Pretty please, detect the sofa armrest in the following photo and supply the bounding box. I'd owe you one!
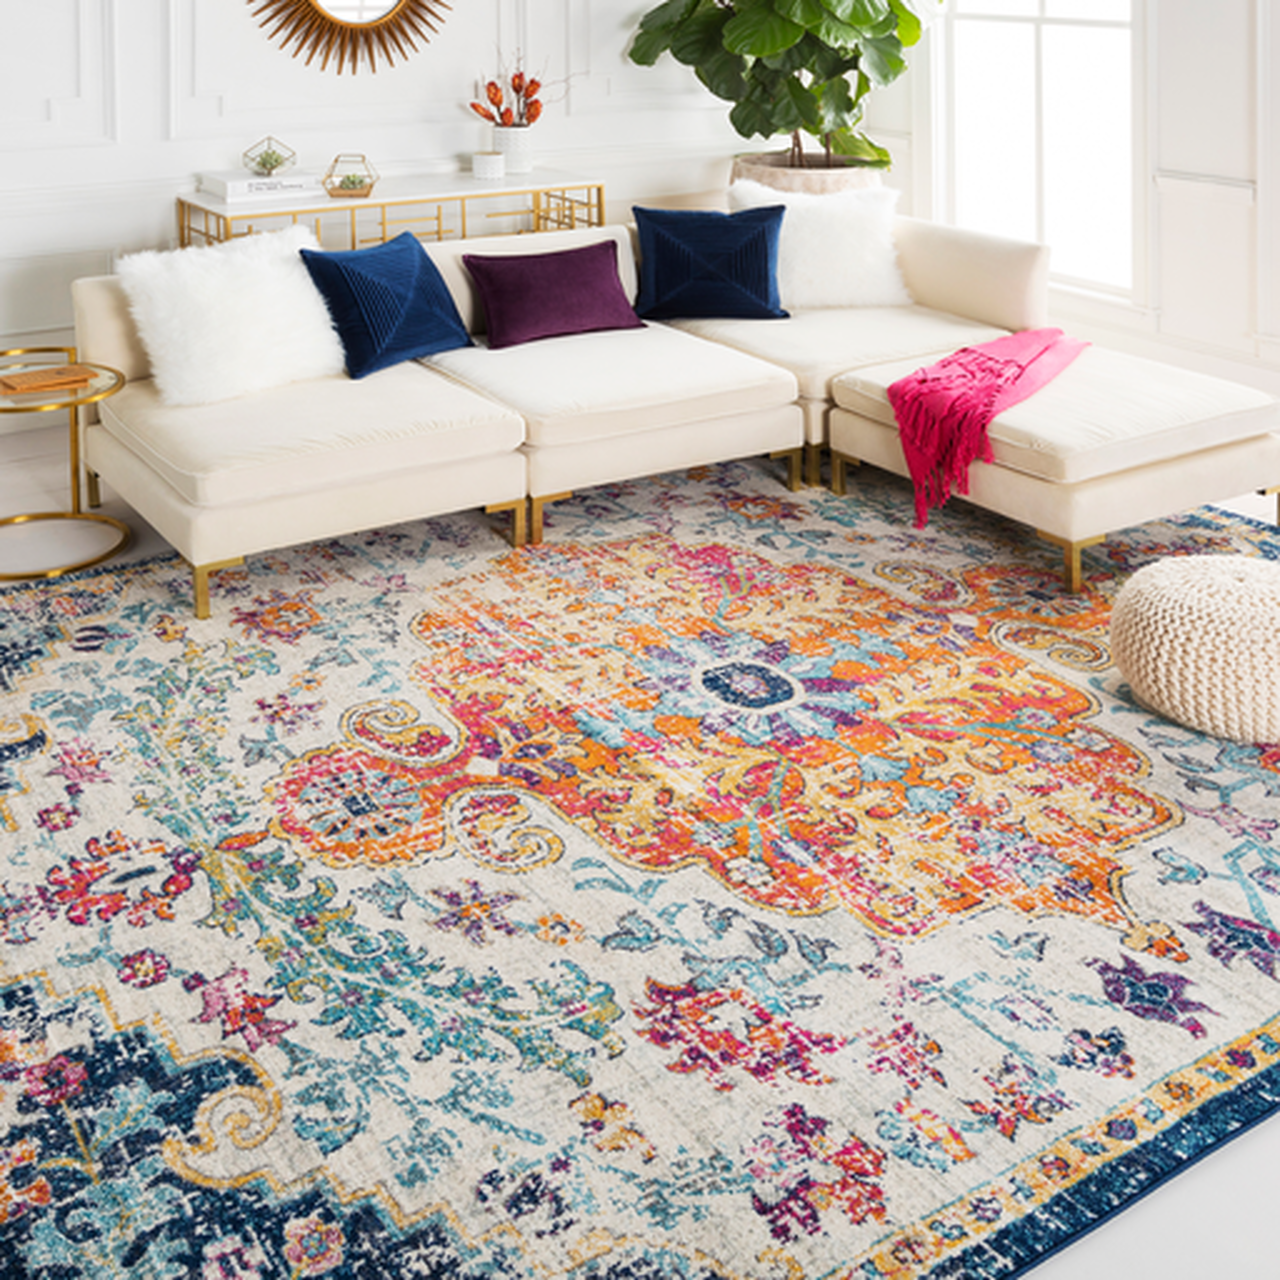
[893,216,1050,332]
[73,275,152,381]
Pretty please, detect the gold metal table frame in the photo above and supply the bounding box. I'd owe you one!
[177,169,606,250]
[0,347,131,582]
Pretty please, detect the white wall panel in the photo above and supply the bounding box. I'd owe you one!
[1258,0,1280,361]
[0,0,116,147]
[564,0,721,115]
[1156,0,1254,180]
[1155,175,1256,353]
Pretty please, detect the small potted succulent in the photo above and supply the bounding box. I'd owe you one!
[322,153,379,199]
[243,136,297,177]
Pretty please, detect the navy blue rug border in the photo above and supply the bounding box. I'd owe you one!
[925,1058,1280,1278]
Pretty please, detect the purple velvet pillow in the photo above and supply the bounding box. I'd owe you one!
[461,238,644,349]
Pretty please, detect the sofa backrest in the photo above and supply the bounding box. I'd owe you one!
[425,225,638,336]
[72,274,152,381]
[893,216,1051,332]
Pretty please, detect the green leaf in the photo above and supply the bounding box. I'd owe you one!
[774,0,829,28]
[848,0,891,23]
[738,73,808,133]
[637,0,700,32]
[723,3,806,57]
[820,0,888,25]
[811,75,858,133]
[889,0,922,44]
[670,7,731,64]
[629,26,676,65]
[729,96,777,139]
[812,12,865,48]
[828,127,892,164]
[696,47,750,99]
[860,33,906,84]
[784,77,824,130]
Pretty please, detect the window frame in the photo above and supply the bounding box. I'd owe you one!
[923,0,1150,305]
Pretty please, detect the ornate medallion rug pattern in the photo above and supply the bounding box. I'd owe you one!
[3,462,1280,1279]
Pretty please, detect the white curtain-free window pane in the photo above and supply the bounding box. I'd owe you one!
[953,0,1038,16]
[1042,25,1132,286]
[1044,0,1130,20]
[953,21,1038,244]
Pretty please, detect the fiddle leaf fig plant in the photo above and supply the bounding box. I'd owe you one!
[629,0,939,166]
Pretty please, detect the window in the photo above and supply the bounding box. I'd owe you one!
[942,0,1134,293]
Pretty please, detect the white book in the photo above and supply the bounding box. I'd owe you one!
[197,170,325,201]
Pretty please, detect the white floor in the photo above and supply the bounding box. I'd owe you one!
[2,425,1278,1278]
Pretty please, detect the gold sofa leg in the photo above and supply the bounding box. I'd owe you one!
[769,448,803,492]
[1036,531,1103,593]
[86,469,102,509]
[805,443,823,488]
[830,451,858,497]
[1262,483,1280,524]
[188,557,244,619]
[485,500,528,548]
[529,492,572,545]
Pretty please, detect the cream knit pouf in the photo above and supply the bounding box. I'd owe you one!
[1110,555,1280,743]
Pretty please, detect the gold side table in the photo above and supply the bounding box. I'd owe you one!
[0,347,131,582]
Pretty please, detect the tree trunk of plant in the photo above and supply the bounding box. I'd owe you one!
[788,130,805,167]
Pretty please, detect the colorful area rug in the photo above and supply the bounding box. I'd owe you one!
[3,461,1280,1279]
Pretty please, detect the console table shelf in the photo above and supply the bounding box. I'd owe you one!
[177,169,606,249]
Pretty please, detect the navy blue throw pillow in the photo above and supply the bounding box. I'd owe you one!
[299,232,471,378]
[632,205,788,321]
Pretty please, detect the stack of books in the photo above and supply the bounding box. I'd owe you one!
[0,364,95,395]
[197,170,325,201]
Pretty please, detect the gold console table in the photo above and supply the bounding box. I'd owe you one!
[177,169,606,250]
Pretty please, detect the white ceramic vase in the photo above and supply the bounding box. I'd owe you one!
[493,127,533,175]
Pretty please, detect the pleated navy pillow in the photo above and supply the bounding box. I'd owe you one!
[632,205,789,321]
[300,232,471,378]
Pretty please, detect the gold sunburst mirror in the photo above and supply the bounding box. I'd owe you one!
[250,0,450,74]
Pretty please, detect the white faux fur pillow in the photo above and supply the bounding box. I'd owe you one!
[117,226,345,406]
[727,178,913,310]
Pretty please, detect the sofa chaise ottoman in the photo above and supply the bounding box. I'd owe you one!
[827,345,1280,589]
[665,215,1051,486]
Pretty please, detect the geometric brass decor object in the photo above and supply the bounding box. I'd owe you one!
[248,0,451,74]
[322,153,380,198]
[242,136,297,175]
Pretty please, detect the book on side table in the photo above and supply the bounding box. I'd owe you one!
[0,364,95,395]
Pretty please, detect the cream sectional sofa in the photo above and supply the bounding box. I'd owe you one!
[72,217,1279,616]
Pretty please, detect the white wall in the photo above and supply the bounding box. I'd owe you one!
[5,0,1279,429]
[0,0,745,427]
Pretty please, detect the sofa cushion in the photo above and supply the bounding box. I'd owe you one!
[727,180,912,309]
[831,345,1280,484]
[632,206,787,320]
[300,232,471,377]
[426,322,797,448]
[95,362,524,508]
[670,307,1009,401]
[116,226,346,406]
[462,239,643,348]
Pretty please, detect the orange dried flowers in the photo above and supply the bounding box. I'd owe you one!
[469,60,543,127]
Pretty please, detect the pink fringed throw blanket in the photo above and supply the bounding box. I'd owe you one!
[887,327,1089,527]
